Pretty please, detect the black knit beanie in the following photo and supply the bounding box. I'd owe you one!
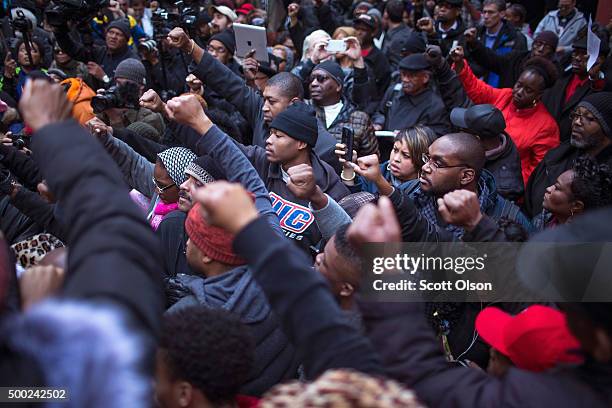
[210,29,236,55]
[313,60,345,87]
[577,92,612,138]
[107,18,131,40]
[269,102,318,147]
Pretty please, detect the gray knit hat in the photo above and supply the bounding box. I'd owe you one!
[577,92,612,138]
[114,58,147,85]
[126,121,160,142]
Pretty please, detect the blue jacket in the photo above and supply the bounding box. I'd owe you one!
[472,21,527,87]
[406,169,533,240]
[356,160,420,196]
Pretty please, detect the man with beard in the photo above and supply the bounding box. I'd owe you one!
[156,156,224,278]
[208,5,236,35]
[463,30,559,89]
[373,53,450,135]
[352,132,531,242]
[55,18,138,89]
[542,33,611,142]
[524,92,612,217]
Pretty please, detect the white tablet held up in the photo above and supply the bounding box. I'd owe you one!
[233,23,269,63]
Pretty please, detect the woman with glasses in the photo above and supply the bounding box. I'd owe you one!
[451,47,560,185]
[336,125,436,195]
[533,156,612,230]
[91,124,197,230]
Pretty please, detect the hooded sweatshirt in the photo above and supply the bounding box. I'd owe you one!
[168,267,298,396]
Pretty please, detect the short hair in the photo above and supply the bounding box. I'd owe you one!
[266,72,304,100]
[333,223,362,287]
[333,26,357,39]
[159,306,254,404]
[385,0,405,23]
[570,156,612,211]
[483,0,506,11]
[440,132,486,175]
[522,56,559,90]
[395,125,437,175]
[507,4,526,23]
[15,37,45,57]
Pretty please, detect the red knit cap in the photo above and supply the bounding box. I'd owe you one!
[185,203,245,266]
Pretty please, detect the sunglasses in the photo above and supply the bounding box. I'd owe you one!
[152,177,176,192]
[310,74,331,83]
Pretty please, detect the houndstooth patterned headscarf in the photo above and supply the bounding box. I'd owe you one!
[157,148,197,187]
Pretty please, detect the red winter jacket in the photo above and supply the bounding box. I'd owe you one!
[457,62,559,184]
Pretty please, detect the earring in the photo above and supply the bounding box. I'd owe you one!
[532,99,538,107]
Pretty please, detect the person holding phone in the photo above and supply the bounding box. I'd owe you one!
[336,125,436,195]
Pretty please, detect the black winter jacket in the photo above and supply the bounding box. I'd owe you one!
[31,120,165,337]
[542,70,612,142]
[524,142,612,217]
[234,216,383,379]
[361,301,612,408]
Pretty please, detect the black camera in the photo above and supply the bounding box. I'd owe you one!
[10,9,33,33]
[151,0,198,33]
[91,82,141,113]
[9,131,29,150]
[138,39,157,53]
[45,0,110,28]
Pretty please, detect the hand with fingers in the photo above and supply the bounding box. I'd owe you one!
[286,163,328,209]
[449,45,465,72]
[334,142,358,168]
[139,89,166,113]
[344,36,365,68]
[437,189,483,231]
[3,53,16,79]
[310,40,330,64]
[193,181,259,234]
[86,61,106,80]
[243,50,259,82]
[165,94,212,135]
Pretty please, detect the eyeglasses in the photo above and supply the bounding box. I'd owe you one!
[152,177,176,192]
[310,74,331,84]
[569,110,597,125]
[207,45,227,54]
[421,153,468,170]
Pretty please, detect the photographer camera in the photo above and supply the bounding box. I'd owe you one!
[93,58,165,139]
[138,34,189,100]
[53,17,139,90]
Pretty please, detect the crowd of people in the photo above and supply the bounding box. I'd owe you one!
[0,0,611,406]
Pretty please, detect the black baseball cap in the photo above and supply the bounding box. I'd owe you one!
[353,14,377,30]
[437,0,463,7]
[450,104,506,139]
